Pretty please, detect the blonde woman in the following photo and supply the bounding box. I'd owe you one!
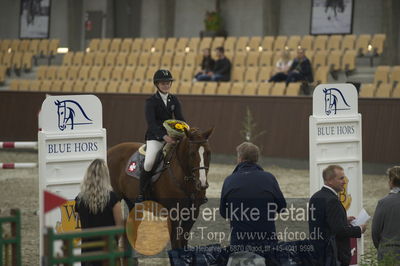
[268,50,293,82]
[372,166,400,261]
[75,159,123,266]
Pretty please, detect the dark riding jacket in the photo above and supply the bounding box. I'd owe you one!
[145,91,185,141]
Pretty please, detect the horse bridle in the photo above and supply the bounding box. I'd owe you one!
[183,139,210,182]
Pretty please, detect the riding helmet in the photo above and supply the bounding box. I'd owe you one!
[153,69,174,85]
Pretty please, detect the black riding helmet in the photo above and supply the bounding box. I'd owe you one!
[153,69,174,86]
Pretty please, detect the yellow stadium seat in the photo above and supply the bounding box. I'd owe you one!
[2,52,13,70]
[243,82,258,95]
[248,37,262,52]
[56,66,69,80]
[244,67,258,83]
[72,52,84,66]
[45,66,58,80]
[257,82,272,95]
[131,38,144,54]
[37,66,47,80]
[371,34,386,56]
[0,66,5,84]
[191,82,204,94]
[286,82,301,96]
[88,66,101,81]
[9,79,20,90]
[327,35,342,51]
[270,83,286,96]
[125,53,138,67]
[153,38,166,53]
[260,36,274,51]
[148,53,161,68]
[341,35,356,51]
[314,66,329,84]
[142,38,155,53]
[11,52,23,70]
[84,81,97,92]
[246,51,259,67]
[29,80,41,91]
[52,80,63,92]
[19,80,31,91]
[230,82,244,95]
[67,66,80,80]
[314,35,328,51]
[273,36,287,51]
[171,66,182,81]
[62,81,75,92]
[29,39,40,55]
[120,39,133,53]
[375,83,392,98]
[181,67,194,83]
[138,53,150,67]
[211,37,224,51]
[122,67,135,82]
[20,39,30,52]
[355,34,371,55]
[93,52,106,66]
[217,82,231,95]
[134,66,147,83]
[300,35,314,51]
[172,54,185,68]
[62,52,74,66]
[119,81,133,93]
[286,35,301,51]
[82,52,95,66]
[73,80,86,92]
[10,40,20,52]
[188,37,200,53]
[99,66,112,81]
[203,82,218,95]
[160,53,173,68]
[95,81,108,93]
[390,66,400,85]
[233,52,246,67]
[88,39,100,52]
[224,37,237,53]
[199,37,212,51]
[78,66,91,81]
[327,50,342,71]
[236,37,249,52]
[313,50,328,69]
[111,66,124,81]
[22,52,34,71]
[184,53,197,68]
[374,66,390,85]
[104,53,117,67]
[109,39,122,52]
[342,50,357,72]
[359,83,375,97]
[176,82,190,94]
[305,50,315,62]
[176,38,189,54]
[169,81,178,94]
[259,51,273,67]
[98,39,111,52]
[41,80,53,92]
[164,38,177,54]
[140,81,152,94]
[232,66,245,82]
[108,81,120,93]
[258,66,273,82]
[392,84,400,98]
[48,39,59,56]
[38,39,50,56]
[145,67,158,82]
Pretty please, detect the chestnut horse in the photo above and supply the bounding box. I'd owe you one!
[107,127,213,249]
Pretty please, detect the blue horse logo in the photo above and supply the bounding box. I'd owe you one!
[323,88,351,115]
[54,100,93,131]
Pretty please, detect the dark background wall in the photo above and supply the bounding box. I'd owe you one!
[1,91,399,164]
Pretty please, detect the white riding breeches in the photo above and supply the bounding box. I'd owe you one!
[144,140,164,172]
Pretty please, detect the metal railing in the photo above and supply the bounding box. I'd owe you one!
[0,209,21,266]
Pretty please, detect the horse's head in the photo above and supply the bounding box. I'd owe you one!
[55,100,67,130]
[177,127,214,191]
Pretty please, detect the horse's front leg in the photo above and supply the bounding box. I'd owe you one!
[179,205,200,248]
[169,219,184,249]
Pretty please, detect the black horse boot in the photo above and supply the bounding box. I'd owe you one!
[136,170,152,203]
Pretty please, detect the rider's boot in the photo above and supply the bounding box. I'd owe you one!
[136,170,152,203]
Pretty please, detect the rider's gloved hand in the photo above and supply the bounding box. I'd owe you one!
[163,135,176,144]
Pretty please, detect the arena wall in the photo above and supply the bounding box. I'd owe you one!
[1,91,399,164]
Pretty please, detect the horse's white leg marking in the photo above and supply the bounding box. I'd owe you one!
[198,146,206,186]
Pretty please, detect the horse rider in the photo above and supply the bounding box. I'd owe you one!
[136,69,186,202]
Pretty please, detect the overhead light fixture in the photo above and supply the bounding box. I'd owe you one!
[57,47,69,54]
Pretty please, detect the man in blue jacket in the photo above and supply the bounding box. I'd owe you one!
[220,142,286,248]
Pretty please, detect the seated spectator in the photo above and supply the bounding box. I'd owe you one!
[286,48,313,84]
[75,159,123,266]
[268,50,293,82]
[372,166,400,262]
[196,46,231,82]
[194,48,215,80]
